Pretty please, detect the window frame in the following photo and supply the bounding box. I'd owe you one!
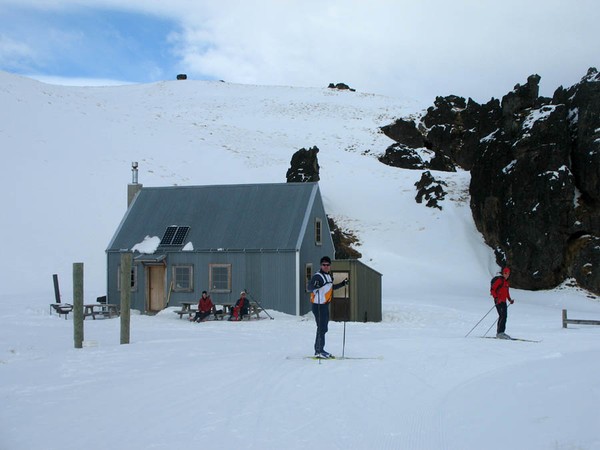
[305,263,313,292]
[209,263,232,293]
[315,217,322,245]
[172,264,194,292]
[117,264,138,292]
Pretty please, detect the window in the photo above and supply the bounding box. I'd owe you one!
[172,265,193,292]
[305,263,313,292]
[209,264,232,293]
[117,265,137,292]
[315,218,322,245]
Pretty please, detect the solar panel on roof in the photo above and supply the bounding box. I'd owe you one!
[159,225,190,246]
[160,226,178,246]
[171,226,190,245]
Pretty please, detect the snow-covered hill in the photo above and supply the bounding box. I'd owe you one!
[1,71,599,450]
[0,70,483,299]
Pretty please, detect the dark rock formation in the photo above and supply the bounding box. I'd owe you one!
[286,146,361,259]
[286,146,320,182]
[380,94,502,171]
[380,67,600,295]
[328,82,356,92]
[328,217,362,259]
[469,68,600,294]
[415,171,447,210]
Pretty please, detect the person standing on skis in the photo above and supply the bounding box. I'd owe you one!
[307,256,348,358]
[491,267,514,339]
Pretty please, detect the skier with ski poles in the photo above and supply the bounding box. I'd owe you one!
[307,256,348,359]
[491,267,514,339]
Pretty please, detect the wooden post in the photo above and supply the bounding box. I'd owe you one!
[73,263,84,349]
[562,309,568,329]
[120,252,132,345]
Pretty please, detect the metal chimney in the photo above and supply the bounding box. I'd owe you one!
[127,162,143,207]
[131,161,139,184]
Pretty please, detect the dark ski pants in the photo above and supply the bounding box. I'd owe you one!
[495,302,508,334]
[312,303,329,354]
[193,311,211,322]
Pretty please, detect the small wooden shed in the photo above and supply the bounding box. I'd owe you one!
[330,259,382,322]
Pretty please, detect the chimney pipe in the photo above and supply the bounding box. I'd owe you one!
[127,162,143,207]
[131,161,139,184]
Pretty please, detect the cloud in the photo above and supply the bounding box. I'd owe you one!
[1,0,599,103]
[0,34,37,71]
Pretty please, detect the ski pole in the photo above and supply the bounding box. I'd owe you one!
[483,317,498,337]
[483,302,511,337]
[342,281,349,358]
[465,304,495,337]
[342,321,346,359]
[244,289,274,320]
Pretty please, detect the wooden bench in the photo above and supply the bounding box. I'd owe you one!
[83,304,119,320]
[174,308,197,319]
[177,302,264,321]
[228,302,264,320]
[247,302,264,320]
[176,305,226,321]
[562,309,600,328]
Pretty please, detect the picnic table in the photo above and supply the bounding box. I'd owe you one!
[222,302,264,320]
[174,301,197,319]
[83,303,119,320]
[174,301,264,320]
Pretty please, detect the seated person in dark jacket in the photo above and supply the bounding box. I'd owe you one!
[229,291,249,321]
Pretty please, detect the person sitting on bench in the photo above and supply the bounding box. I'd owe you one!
[191,291,214,322]
[229,291,249,321]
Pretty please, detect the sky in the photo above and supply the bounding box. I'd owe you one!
[1,71,599,450]
[1,0,599,105]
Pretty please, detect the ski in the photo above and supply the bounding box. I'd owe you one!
[287,355,383,360]
[481,336,541,343]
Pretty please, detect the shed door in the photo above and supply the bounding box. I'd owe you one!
[147,266,166,312]
[331,271,350,322]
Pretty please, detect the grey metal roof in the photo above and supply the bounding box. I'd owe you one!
[107,182,320,252]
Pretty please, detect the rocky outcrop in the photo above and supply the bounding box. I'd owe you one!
[414,171,447,210]
[286,146,321,182]
[380,68,600,295]
[286,146,361,259]
[328,82,356,92]
[328,217,362,259]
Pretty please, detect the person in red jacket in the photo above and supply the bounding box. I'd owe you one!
[229,291,249,321]
[191,291,214,322]
[491,267,514,339]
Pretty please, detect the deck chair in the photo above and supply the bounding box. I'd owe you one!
[50,274,73,319]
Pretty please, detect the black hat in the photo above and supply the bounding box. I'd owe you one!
[320,256,331,264]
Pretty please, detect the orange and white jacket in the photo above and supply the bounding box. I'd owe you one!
[308,271,346,304]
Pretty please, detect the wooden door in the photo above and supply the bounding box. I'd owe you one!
[147,266,166,312]
[331,271,350,322]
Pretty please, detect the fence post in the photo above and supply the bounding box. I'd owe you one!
[120,252,132,345]
[562,309,568,328]
[73,263,84,349]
